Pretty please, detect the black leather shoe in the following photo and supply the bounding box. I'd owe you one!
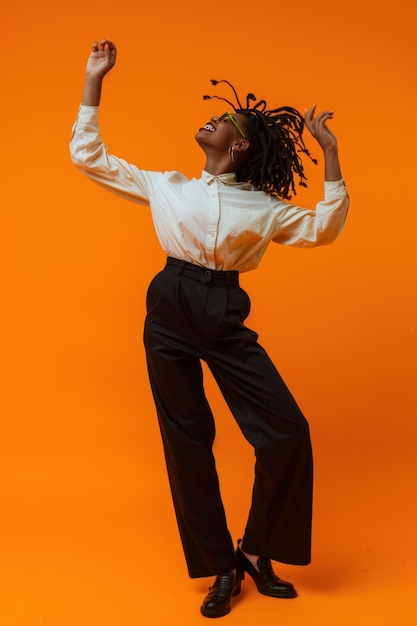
[200,569,243,618]
[236,544,297,598]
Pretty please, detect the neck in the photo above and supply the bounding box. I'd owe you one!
[204,155,237,176]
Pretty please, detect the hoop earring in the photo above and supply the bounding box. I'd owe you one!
[229,146,235,163]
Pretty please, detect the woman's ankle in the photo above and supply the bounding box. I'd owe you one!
[238,541,260,571]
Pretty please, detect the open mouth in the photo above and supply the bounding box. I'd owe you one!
[200,122,216,133]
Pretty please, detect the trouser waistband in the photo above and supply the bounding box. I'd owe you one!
[165,256,240,286]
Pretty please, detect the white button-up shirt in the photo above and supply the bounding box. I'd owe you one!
[70,105,349,273]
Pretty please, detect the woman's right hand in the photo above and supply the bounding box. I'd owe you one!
[85,39,117,80]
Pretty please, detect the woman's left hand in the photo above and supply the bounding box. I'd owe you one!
[304,104,337,153]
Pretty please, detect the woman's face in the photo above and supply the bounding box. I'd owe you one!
[195,112,248,153]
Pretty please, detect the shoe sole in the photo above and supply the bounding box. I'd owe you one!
[256,586,298,599]
[200,606,232,618]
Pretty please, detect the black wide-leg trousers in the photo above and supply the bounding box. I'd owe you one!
[143,257,313,578]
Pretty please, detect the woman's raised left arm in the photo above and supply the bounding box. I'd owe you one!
[304,104,342,182]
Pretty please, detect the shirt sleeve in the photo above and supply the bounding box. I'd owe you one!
[271,179,349,247]
[69,105,166,205]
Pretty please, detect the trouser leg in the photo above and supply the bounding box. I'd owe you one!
[206,333,313,565]
[144,269,235,577]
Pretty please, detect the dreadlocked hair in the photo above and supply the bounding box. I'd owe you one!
[203,79,317,199]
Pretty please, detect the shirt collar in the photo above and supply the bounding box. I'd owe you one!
[202,170,237,185]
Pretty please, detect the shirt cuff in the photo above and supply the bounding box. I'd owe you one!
[324,178,347,197]
[77,104,100,120]
[79,104,99,111]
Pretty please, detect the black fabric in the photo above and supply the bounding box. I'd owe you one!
[143,257,313,578]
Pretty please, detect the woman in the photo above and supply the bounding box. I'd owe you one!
[70,40,349,618]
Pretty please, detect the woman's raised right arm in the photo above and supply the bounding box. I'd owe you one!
[70,41,168,205]
[82,39,117,106]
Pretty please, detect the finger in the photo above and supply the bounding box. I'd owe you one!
[304,105,316,135]
[104,43,117,64]
[304,103,316,119]
[304,104,317,132]
[315,111,334,125]
[99,39,116,62]
[101,39,116,49]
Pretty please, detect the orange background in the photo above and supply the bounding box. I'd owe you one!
[1,1,416,624]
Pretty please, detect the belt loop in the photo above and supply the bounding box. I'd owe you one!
[166,257,187,275]
[178,260,187,276]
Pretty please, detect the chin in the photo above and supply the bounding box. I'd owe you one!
[195,132,208,149]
